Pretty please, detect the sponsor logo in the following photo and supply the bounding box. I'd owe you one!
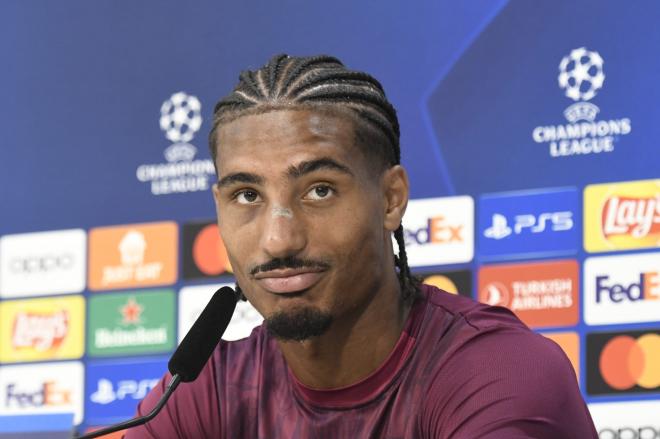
[85,358,166,424]
[478,260,579,328]
[0,296,84,363]
[421,270,472,297]
[586,329,660,396]
[182,221,232,280]
[589,401,660,439]
[584,252,660,325]
[88,290,175,357]
[541,332,580,379]
[0,362,84,424]
[531,47,632,158]
[88,222,177,291]
[400,196,473,267]
[178,284,263,342]
[584,179,660,253]
[478,188,579,260]
[0,229,86,298]
[135,92,215,196]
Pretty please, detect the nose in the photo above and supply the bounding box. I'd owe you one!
[259,206,307,259]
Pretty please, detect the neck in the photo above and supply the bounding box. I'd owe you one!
[276,274,412,389]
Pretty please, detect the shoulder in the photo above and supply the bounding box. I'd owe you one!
[416,285,596,439]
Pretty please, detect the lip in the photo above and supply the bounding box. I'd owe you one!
[254,268,325,294]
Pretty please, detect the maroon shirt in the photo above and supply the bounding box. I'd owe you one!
[126,285,597,438]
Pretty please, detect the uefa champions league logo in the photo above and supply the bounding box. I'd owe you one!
[135,91,216,195]
[531,46,631,158]
[558,48,605,123]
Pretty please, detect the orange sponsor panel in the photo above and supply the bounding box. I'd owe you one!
[478,259,579,328]
[88,222,178,291]
[542,331,580,379]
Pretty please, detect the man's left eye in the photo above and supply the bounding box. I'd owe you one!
[305,185,334,200]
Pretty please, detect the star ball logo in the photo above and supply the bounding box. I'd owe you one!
[135,91,216,196]
[182,221,232,281]
[531,47,631,158]
[586,329,660,396]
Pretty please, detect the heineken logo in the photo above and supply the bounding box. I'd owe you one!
[87,290,175,357]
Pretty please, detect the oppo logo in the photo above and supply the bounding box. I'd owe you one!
[9,254,74,274]
[599,426,660,439]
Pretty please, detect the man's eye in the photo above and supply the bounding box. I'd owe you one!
[305,185,334,201]
[235,190,261,204]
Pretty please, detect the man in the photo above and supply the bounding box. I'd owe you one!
[127,54,597,438]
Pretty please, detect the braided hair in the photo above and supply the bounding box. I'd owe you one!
[209,54,419,303]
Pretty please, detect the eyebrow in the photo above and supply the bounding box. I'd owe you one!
[216,172,264,188]
[287,157,354,179]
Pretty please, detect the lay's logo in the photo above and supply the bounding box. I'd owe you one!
[0,296,84,363]
[12,310,69,351]
[585,179,660,252]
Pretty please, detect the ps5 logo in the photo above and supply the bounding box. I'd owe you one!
[484,212,573,240]
[90,378,158,405]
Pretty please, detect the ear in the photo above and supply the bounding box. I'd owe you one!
[381,165,409,232]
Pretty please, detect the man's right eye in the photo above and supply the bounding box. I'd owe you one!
[235,190,261,204]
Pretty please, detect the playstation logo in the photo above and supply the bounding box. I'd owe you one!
[484,214,512,240]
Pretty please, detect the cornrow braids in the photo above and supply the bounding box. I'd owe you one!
[210,54,419,303]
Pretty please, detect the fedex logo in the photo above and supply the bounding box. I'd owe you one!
[595,273,660,303]
[404,216,463,245]
[399,196,473,267]
[5,381,71,408]
[478,188,579,260]
[585,253,660,325]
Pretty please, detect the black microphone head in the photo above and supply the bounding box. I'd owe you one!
[168,286,237,382]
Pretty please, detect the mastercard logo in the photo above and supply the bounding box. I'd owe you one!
[599,334,660,390]
[193,224,232,275]
[423,275,458,295]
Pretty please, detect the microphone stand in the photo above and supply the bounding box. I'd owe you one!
[76,374,181,439]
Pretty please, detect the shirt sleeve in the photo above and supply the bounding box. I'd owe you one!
[123,354,221,439]
[421,328,597,439]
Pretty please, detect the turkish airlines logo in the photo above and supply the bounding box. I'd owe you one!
[0,229,86,298]
[401,196,474,267]
[587,330,660,396]
[478,260,579,328]
[12,310,69,351]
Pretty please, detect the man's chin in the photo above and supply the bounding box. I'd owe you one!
[265,306,333,342]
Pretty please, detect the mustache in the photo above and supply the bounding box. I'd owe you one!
[249,256,330,276]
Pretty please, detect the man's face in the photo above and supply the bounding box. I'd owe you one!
[212,108,400,341]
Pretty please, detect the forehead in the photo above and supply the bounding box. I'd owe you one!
[215,108,359,163]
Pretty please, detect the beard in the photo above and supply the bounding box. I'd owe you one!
[265,306,333,342]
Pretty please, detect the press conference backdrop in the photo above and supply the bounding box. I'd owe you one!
[1,0,659,435]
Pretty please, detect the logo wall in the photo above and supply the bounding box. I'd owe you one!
[586,329,660,396]
[183,221,232,280]
[478,188,578,260]
[87,290,175,357]
[135,92,216,195]
[584,179,660,253]
[0,229,86,298]
[584,252,660,325]
[178,284,263,342]
[478,259,579,328]
[0,361,84,424]
[401,196,473,267]
[421,270,472,297]
[88,222,177,290]
[531,47,632,158]
[588,400,660,439]
[85,357,166,425]
[0,295,84,363]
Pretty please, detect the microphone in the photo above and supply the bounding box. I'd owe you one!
[76,286,238,439]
